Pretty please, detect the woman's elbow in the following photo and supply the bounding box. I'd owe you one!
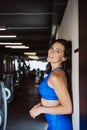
[66,105,73,114]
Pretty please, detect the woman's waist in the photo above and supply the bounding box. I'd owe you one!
[41,98,60,107]
[45,113,71,121]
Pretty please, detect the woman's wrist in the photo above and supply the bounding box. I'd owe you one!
[39,105,46,114]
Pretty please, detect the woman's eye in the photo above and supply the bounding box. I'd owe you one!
[50,46,60,53]
[57,50,60,53]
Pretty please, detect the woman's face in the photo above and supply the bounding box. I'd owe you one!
[47,42,66,64]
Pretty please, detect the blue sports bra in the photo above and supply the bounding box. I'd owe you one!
[39,68,63,100]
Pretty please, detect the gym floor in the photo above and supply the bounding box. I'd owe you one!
[6,76,47,130]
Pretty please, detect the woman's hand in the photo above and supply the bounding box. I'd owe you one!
[29,103,42,118]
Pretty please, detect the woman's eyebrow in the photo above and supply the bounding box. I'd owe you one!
[56,48,63,53]
[51,45,64,53]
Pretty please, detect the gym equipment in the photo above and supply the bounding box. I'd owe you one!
[3,74,14,103]
[0,81,11,130]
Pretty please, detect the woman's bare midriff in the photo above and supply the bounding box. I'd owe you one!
[41,98,60,107]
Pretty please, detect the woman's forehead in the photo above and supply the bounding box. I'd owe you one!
[53,42,65,50]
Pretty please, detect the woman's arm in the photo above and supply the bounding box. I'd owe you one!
[29,102,42,118]
[46,70,72,114]
[32,103,41,108]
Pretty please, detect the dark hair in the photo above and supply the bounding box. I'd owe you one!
[46,39,72,101]
[46,38,72,73]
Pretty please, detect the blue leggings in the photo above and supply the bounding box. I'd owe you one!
[45,114,73,130]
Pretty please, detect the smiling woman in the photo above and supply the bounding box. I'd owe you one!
[29,39,73,130]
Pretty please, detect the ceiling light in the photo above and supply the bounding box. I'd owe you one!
[0,43,22,45]
[24,52,36,56]
[0,27,6,30]
[0,35,16,38]
[28,56,39,60]
[52,25,56,36]
[5,45,29,49]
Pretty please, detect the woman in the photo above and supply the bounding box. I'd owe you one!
[29,39,73,130]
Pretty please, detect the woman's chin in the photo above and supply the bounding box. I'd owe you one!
[47,58,51,62]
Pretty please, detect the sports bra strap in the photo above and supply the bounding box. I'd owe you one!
[51,67,63,73]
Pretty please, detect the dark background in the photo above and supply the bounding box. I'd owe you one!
[79,0,87,130]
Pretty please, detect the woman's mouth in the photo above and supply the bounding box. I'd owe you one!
[47,55,53,59]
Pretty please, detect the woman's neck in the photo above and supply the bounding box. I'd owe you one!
[51,63,62,70]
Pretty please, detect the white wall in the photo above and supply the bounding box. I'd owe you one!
[56,0,79,130]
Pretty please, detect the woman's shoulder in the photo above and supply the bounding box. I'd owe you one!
[48,69,68,90]
[50,69,66,81]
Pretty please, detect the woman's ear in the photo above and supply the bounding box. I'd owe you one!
[62,57,67,61]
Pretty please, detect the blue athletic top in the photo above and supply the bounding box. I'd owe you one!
[39,68,62,100]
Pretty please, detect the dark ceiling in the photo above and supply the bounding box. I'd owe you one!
[0,0,68,60]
